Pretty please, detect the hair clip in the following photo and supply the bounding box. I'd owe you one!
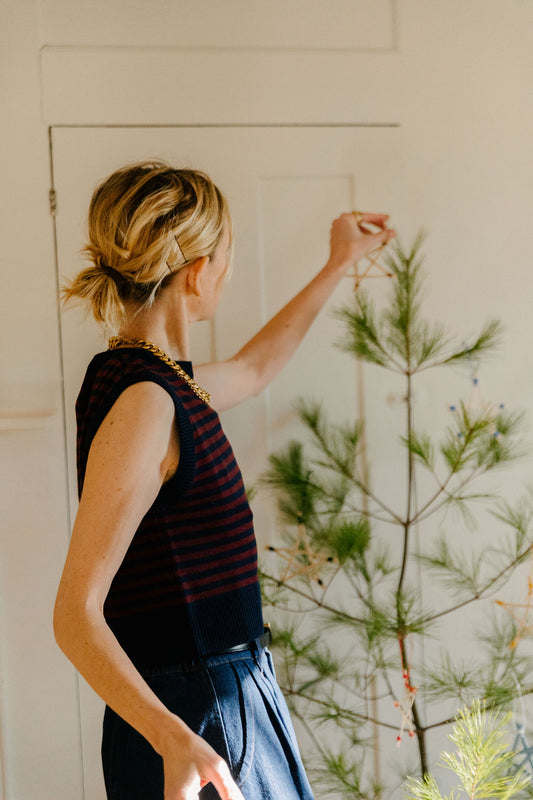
[166,235,188,274]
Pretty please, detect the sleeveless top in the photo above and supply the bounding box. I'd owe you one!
[75,347,264,667]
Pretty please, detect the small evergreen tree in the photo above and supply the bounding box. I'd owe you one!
[260,235,533,798]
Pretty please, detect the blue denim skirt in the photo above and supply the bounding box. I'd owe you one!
[102,646,315,800]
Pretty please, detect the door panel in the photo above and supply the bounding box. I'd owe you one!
[53,125,402,798]
[41,0,394,50]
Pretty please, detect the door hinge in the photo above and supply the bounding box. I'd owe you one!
[49,188,57,217]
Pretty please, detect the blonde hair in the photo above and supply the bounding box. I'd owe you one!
[62,160,230,332]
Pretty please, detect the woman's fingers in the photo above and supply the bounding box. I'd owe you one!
[162,723,245,800]
[179,755,243,800]
[380,227,396,244]
[175,781,202,800]
[358,223,387,237]
[167,765,243,800]
[354,220,396,245]
[371,228,395,247]
[208,758,245,800]
[347,213,394,242]
[353,212,390,228]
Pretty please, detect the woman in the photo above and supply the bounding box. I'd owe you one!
[54,161,395,800]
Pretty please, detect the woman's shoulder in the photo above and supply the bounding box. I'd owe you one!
[76,349,182,453]
[83,347,184,394]
[77,348,205,443]
[77,348,173,420]
[87,346,157,377]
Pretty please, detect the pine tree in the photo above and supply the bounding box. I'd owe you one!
[260,235,533,798]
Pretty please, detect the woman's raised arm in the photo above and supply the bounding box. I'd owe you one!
[196,212,395,411]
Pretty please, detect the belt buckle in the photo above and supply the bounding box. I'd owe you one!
[257,624,272,660]
[263,623,272,646]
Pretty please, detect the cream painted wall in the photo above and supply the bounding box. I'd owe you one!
[0,3,84,800]
[0,1,532,798]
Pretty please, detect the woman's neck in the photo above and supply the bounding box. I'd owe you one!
[119,302,191,362]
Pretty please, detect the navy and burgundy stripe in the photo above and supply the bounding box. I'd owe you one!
[75,348,264,665]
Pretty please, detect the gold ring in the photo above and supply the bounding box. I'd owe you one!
[352,210,365,225]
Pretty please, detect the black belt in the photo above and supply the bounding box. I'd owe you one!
[215,624,271,655]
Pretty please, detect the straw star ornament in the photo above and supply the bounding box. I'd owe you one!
[268,518,335,586]
[349,211,394,292]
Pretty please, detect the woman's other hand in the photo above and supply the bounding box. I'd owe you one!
[328,211,396,270]
[161,720,245,800]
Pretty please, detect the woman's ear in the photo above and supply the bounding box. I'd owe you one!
[185,256,210,297]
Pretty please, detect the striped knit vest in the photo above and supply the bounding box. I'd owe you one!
[75,348,264,667]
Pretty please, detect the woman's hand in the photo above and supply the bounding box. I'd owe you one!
[161,721,245,800]
[328,211,396,270]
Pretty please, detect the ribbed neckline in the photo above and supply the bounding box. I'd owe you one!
[99,346,194,378]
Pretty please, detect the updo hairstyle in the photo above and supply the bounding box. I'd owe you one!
[62,160,230,332]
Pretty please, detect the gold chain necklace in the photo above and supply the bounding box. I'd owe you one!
[108,336,211,405]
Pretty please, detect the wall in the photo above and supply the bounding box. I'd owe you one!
[0,1,532,798]
[0,3,82,799]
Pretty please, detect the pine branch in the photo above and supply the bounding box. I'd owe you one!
[415,319,503,374]
[489,496,533,557]
[297,399,404,524]
[406,701,530,800]
[412,404,525,526]
[402,430,436,470]
[416,537,483,598]
[415,466,487,525]
[317,518,371,568]
[423,539,533,624]
[282,688,402,733]
[423,653,482,704]
[262,440,321,524]
[312,748,377,800]
[335,289,405,372]
[292,707,330,761]
[260,570,366,624]
[443,702,529,799]
[380,234,426,370]
[405,773,446,800]
[410,422,476,523]
[346,571,378,611]
[409,397,524,530]
[335,503,402,526]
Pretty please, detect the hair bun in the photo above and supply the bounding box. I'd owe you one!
[62,160,229,333]
[100,262,128,284]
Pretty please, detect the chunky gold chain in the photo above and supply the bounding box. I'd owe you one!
[108,337,211,405]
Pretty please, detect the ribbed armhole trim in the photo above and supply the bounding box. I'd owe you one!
[85,371,197,502]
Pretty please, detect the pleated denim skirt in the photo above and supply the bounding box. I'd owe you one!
[102,646,315,800]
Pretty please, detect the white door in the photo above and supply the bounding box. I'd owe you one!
[53,124,403,798]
